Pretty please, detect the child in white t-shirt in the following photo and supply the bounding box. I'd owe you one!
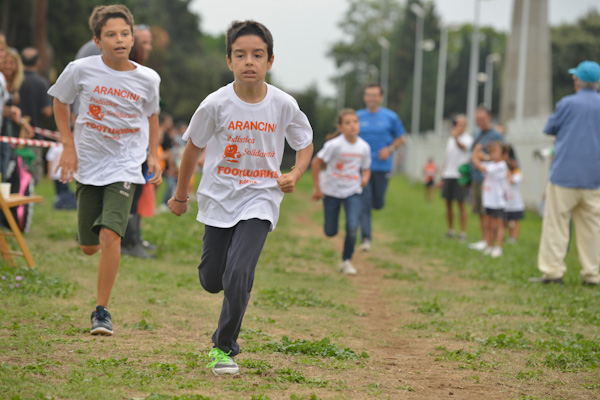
[46,143,76,210]
[505,160,525,244]
[48,5,162,336]
[311,109,371,275]
[168,20,313,376]
[472,141,508,258]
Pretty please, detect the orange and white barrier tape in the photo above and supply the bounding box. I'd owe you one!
[0,136,59,148]
[33,127,60,140]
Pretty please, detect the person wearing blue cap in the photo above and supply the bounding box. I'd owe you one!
[530,60,600,286]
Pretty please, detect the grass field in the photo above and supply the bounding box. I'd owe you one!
[1,173,599,400]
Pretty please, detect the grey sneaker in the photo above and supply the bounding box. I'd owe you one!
[339,260,357,275]
[91,306,113,335]
[458,232,467,243]
[358,239,371,252]
[207,347,239,375]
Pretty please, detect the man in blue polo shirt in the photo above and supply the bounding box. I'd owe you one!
[531,60,600,286]
[357,83,405,251]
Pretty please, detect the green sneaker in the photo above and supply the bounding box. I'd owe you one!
[207,347,239,375]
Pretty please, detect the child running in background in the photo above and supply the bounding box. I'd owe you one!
[472,141,508,258]
[505,159,524,244]
[311,109,371,275]
[422,157,437,202]
[168,20,313,376]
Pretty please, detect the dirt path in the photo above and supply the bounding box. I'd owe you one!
[292,200,519,399]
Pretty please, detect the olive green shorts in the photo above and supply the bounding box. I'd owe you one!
[75,181,136,246]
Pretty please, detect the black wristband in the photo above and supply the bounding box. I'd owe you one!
[173,196,189,203]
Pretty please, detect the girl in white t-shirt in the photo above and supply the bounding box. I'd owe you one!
[505,160,525,244]
[311,109,371,275]
[473,141,508,258]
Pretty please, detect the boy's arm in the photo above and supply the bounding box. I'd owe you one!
[146,114,162,185]
[277,143,314,193]
[168,140,203,216]
[310,155,324,201]
[361,168,371,188]
[53,98,77,183]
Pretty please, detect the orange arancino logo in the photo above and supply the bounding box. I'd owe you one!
[223,144,242,163]
[88,104,105,121]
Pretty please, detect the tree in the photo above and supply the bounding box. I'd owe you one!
[550,10,600,104]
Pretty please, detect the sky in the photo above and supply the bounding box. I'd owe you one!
[188,0,599,97]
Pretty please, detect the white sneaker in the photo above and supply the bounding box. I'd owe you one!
[358,239,371,252]
[339,260,357,275]
[490,246,502,258]
[483,246,493,256]
[468,240,487,251]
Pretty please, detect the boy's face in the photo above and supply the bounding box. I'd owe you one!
[94,17,134,64]
[227,34,273,87]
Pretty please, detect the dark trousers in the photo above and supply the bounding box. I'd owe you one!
[198,218,270,357]
[360,171,390,241]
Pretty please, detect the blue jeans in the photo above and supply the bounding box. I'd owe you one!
[323,194,361,261]
[360,171,390,241]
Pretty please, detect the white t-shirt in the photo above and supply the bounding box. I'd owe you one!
[48,56,160,185]
[442,132,473,179]
[316,135,371,199]
[506,171,525,212]
[46,144,63,180]
[0,73,9,131]
[482,160,508,210]
[183,82,313,231]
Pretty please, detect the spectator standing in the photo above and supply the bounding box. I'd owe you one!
[530,61,600,285]
[441,115,473,241]
[467,106,504,252]
[19,47,53,185]
[356,83,405,252]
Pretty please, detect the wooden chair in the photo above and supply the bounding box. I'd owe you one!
[0,193,43,268]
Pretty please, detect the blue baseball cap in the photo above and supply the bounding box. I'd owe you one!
[568,61,600,83]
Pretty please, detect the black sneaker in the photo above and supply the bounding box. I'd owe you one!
[528,276,564,285]
[91,306,113,335]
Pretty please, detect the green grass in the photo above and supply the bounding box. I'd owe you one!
[0,174,599,399]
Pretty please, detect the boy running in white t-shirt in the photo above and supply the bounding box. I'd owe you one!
[472,141,508,258]
[168,20,313,376]
[311,109,371,275]
[48,5,162,336]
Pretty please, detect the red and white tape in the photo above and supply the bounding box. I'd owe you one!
[0,136,59,148]
[33,127,60,140]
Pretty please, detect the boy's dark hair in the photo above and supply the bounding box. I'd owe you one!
[364,83,383,95]
[226,20,273,60]
[89,4,134,39]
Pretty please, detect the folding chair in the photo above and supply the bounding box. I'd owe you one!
[0,193,43,268]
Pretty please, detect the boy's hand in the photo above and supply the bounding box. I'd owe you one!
[56,145,78,183]
[168,196,188,216]
[277,169,302,193]
[146,156,163,185]
[311,188,324,201]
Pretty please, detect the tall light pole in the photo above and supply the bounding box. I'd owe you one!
[434,26,449,135]
[466,0,482,131]
[515,0,530,121]
[410,3,425,135]
[378,37,390,108]
[484,53,501,111]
